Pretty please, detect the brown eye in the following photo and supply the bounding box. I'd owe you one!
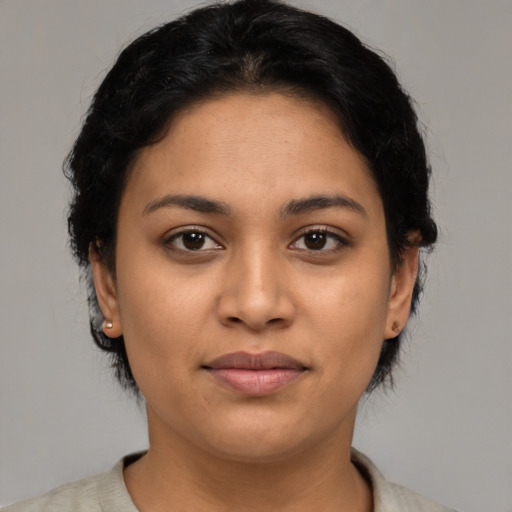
[304,232,327,250]
[182,232,206,250]
[166,230,222,252]
[290,229,347,252]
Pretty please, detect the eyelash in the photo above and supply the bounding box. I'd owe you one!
[289,227,348,253]
[164,228,223,252]
[163,227,348,254]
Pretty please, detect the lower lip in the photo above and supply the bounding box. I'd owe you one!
[206,368,305,396]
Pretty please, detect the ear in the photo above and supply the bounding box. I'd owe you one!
[384,234,420,339]
[89,244,123,338]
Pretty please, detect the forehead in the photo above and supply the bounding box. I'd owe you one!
[124,93,382,219]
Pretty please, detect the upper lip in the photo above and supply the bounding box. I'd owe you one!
[203,351,307,370]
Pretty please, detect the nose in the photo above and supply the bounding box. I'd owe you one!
[216,247,296,332]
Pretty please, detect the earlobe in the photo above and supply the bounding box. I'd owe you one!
[89,244,123,338]
[385,238,420,340]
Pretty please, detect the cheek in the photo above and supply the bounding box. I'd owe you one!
[116,235,215,328]
[113,249,214,379]
[302,263,391,379]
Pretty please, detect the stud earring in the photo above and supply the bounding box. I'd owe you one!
[392,321,401,334]
[103,320,113,330]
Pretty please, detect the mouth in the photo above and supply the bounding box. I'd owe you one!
[202,351,308,396]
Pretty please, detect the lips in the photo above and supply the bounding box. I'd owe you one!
[203,351,307,396]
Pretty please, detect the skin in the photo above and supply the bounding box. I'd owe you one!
[91,93,419,511]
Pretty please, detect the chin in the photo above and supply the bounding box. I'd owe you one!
[193,412,321,464]
[206,436,308,464]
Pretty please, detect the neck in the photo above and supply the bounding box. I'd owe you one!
[124,408,372,512]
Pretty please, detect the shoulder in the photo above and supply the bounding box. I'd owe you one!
[3,473,104,512]
[3,455,141,512]
[385,481,456,512]
[351,448,457,512]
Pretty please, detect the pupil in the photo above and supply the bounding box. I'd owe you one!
[183,232,205,250]
[305,232,326,250]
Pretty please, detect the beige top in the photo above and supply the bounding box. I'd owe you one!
[3,450,455,511]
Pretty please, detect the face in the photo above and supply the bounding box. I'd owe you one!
[92,93,418,463]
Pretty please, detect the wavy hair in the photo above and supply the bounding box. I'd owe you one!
[65,0,437,395]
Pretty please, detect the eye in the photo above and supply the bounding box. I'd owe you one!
[165,229,223,251]
[290,228,347,252]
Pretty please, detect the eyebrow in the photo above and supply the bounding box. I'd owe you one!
[281,194,366,217]
[142,192,366,218]
[143,194,231,216]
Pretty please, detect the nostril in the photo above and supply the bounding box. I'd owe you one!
[226,316,288,328]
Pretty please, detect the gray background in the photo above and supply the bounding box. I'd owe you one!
[1,1,511,510]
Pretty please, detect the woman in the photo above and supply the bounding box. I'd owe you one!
[5,0,454,510]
